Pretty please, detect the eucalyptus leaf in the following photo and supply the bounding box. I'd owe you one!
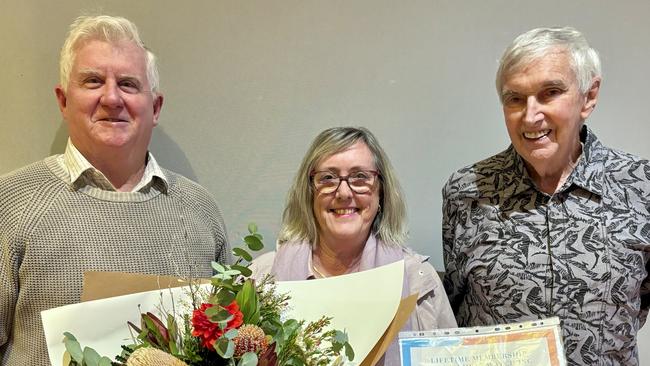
[224,269,241,276]
[211,261,226,272]
[232,264,252,277]
[98,356,113,366]
[83,346,101,365]
[215,337,235,358]
[247,222,258,234]
[63,332,77,342]
[244,235,264,251]
[212,289,236,306]
[63,335,83,363]
[238,352,258,366]
[211,278,236,291]
[224,328,238,339]
[344,343,355,361]
[253,233,263,241]
[212,273,233,281]
[333,330,348,343]
[205,307,234,323]
[232,247,253,262]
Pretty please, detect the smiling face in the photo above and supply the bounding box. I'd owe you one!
[312,142,380,248]
[500,49,598,180]
[55,39,163,162]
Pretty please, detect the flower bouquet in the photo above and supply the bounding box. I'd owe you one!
[61,224,354,366]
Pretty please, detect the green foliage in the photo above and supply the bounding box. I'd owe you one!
[63,224,355,366]
[62,333,114,366]
[215,337,234,358]
[232,247,253,262]
[256,281,287,332]
[64,332,83,363]
[238,352,258,366]
[235,280,260,324]
[243,235,263,251]
[167,314,180,354]
[271,317,354,366]
[210,223,265,308]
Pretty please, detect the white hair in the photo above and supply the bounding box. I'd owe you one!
[496,27,601,101]
[59,15,159,93]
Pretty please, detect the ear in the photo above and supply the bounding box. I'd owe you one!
[581,77,601,120]
[151,93,164,127]
[54,85,67,114]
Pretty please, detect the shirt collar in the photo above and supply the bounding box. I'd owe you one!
[505,125,604,198]
[61,139,169,193]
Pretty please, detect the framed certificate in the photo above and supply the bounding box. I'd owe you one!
[398,317,565,366]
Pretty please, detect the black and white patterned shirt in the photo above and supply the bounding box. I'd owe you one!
[442,126,650,365]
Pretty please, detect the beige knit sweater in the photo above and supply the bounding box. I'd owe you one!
[0,156,229,365]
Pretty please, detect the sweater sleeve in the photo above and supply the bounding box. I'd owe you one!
[0,188,22,351]
[0,227,19,351]
[208,193,231,266]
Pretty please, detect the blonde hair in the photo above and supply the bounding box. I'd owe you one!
[279,127,408,246]
[59,15,159,93]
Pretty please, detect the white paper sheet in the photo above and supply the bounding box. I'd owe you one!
[42,260,404,366]
[276,260,404,364]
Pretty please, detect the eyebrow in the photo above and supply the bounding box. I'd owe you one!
[501,79,569,99]
[75,69,103,79]
[501,90,520,100]
[540,80,569,90]
[75,69,143,84]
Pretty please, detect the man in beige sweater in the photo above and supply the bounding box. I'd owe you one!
[0,15,229,365]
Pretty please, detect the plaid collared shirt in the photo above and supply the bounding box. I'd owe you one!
[57,139,168,194]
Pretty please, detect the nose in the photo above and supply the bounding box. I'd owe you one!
[100,80,124,108]
[335,179,354,200]
[523,96,542,124]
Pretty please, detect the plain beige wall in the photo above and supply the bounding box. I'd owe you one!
[3,0,650,264]
[2,0,650,336]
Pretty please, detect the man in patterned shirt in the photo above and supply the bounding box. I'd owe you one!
[0,15,229,365]
[443,27,650,365]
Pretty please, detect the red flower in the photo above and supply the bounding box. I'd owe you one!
[191,301,244,349]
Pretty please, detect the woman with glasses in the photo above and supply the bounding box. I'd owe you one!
[251,126,455,363]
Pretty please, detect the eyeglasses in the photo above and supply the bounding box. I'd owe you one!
[311,170,380,194]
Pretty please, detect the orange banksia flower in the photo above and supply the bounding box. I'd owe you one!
[233,324,268,357]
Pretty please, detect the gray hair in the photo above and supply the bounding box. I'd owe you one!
[496,27,601,101]
[278,127,408,246]
[59,15,160,93]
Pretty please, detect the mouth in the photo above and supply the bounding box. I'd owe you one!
[523,129,551,140]
[96,117,129,123]
[330,208,359,216]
